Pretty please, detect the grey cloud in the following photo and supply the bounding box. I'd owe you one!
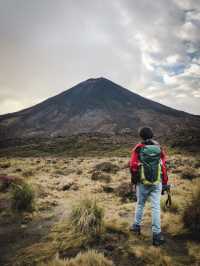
[0,0,199,115]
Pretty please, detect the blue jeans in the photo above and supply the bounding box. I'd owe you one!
[134,183,162,234]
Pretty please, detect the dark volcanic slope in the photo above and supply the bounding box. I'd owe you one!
[0,77,199,139]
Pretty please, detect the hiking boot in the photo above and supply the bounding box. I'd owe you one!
[152,233,165,246]
[130,224,141,235]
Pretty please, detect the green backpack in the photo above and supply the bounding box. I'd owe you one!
[139,145,162,185]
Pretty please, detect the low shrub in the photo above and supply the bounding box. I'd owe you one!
[102,185,114,193]
[182,187,200,238]
[15,168,22,172]
[132,246,172,266]
[13,242,57,266]
[22,169,34,178]
[91,171,111,183]
[11,182,35,211]
[76,169,82,175]
[0,162,11,169]
[115,182,136,202]
[70,198,104,237]
[62,182,78,191]
[94,162,120,174]
[193,159,200,168]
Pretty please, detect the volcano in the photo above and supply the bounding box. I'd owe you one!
[0,77,199,140]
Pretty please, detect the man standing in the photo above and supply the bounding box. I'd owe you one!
[129,127,168,246]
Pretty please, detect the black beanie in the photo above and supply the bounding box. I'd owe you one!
[138,127,154,140]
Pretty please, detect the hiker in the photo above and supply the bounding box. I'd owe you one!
[129,127,168,246]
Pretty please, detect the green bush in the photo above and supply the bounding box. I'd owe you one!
[183,187,200,238]
[11,182,35,211]
[70,198,104,237]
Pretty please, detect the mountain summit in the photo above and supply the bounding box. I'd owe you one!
[0,77,199,139]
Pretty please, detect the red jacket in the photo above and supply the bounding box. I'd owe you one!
[129,143,168,185]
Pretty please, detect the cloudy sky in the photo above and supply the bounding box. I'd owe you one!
[0,0,200,115]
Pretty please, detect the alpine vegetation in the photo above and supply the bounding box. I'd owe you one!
[42,250,114,266]
[183,187,200,238]
[11,181,35,211]
[70,197,104,237]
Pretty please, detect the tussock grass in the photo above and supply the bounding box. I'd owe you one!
[91,171,111,183]
[41,257,65,266]
[11,181,35,211]
[93,162,120,174]
[130,245,172,266]
[193,159,200,168]
[70,197,104,237]
[161,197,180,214]
[2,152,200,266]
[105,219,129,236]
[187,241,200,263]
[182,187,200,238]
[52,222,91,258]
[0,161,11,168]
[13,242,57,266]
[181,167,199,180]
[162,212,183,235]
[22,168,34,178]
[76,169,82,175]
[51,198,104,257]
[42,250,114,266]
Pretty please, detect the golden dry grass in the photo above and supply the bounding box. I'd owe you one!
[0,153,200,266]
[12,242,57,266]
[70,197,104,236]
[182,186,200,237]
[41,250,114,266]
[130,245,172,266]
